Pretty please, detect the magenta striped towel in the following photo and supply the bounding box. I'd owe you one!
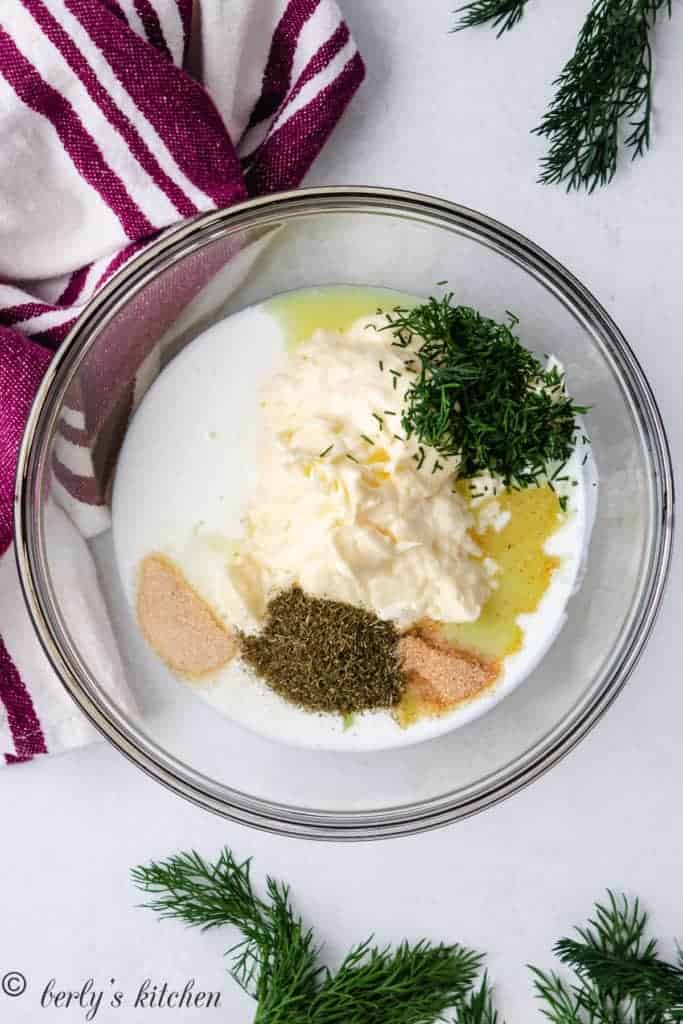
[0,0,364,764]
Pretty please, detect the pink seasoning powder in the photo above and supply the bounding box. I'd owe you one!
[137,553,237,678]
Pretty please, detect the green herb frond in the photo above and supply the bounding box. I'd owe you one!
[533,0,674,192]
[531,892,683,1023]
[453,0,530,36]
[133,860,683,1024]
[307,938,483,1024]
[457,972,501,1023]
[133,848,490,1024]
[529,967,586,1024]
[132,849,322,1020]
[456,0,675,191]
[132,848,262,934]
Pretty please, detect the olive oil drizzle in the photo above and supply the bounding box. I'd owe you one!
[444,485,564,662]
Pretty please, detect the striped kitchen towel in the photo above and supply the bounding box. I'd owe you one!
[0,0,364,764]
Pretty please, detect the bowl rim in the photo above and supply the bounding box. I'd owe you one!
[14,185,675,840]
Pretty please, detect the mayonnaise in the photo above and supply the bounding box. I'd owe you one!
[224,317,491,628]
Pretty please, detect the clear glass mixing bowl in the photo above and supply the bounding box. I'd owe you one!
[15,188,674,840]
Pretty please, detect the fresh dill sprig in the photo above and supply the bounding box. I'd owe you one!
[132,863,683,1023]
[454,0,530,36]
[381,293,588,489]
[454,0,674,191]
[458,973,501,1023]
[534,0,674,192]
[307,937,483,1024]
[131,850,322,1023]
[530,891,683,1023]
[132,848,489,1024]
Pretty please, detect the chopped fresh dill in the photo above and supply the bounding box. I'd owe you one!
[360,434,375,446]
[372,412,384,431]
[416,447,426,470]
[432,459,444,475]
[436,278,449,285]
[559,495,569,513]
[383,409,397,416]
[380,292,589,490]
[318,444,334,458]
[378,359,384,372]
[346,453,359,464]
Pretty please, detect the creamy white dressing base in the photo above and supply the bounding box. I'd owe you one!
[222,316,490,630]
[112,288,595,752]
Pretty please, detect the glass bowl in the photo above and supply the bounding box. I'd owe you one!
[15,187,674,840]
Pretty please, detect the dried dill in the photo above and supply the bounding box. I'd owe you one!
[239,587,404,714]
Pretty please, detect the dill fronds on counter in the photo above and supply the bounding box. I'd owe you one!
[134,849,321,1023]
[133,851,683,1024]
[534,0,673,192]
[133,848,487,1024]
[454,0,529,36]
[530,891,683,1023]
[454,0,674,191]
[381,293,587,489]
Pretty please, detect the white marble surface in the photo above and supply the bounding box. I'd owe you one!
[1,1,681,1021]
